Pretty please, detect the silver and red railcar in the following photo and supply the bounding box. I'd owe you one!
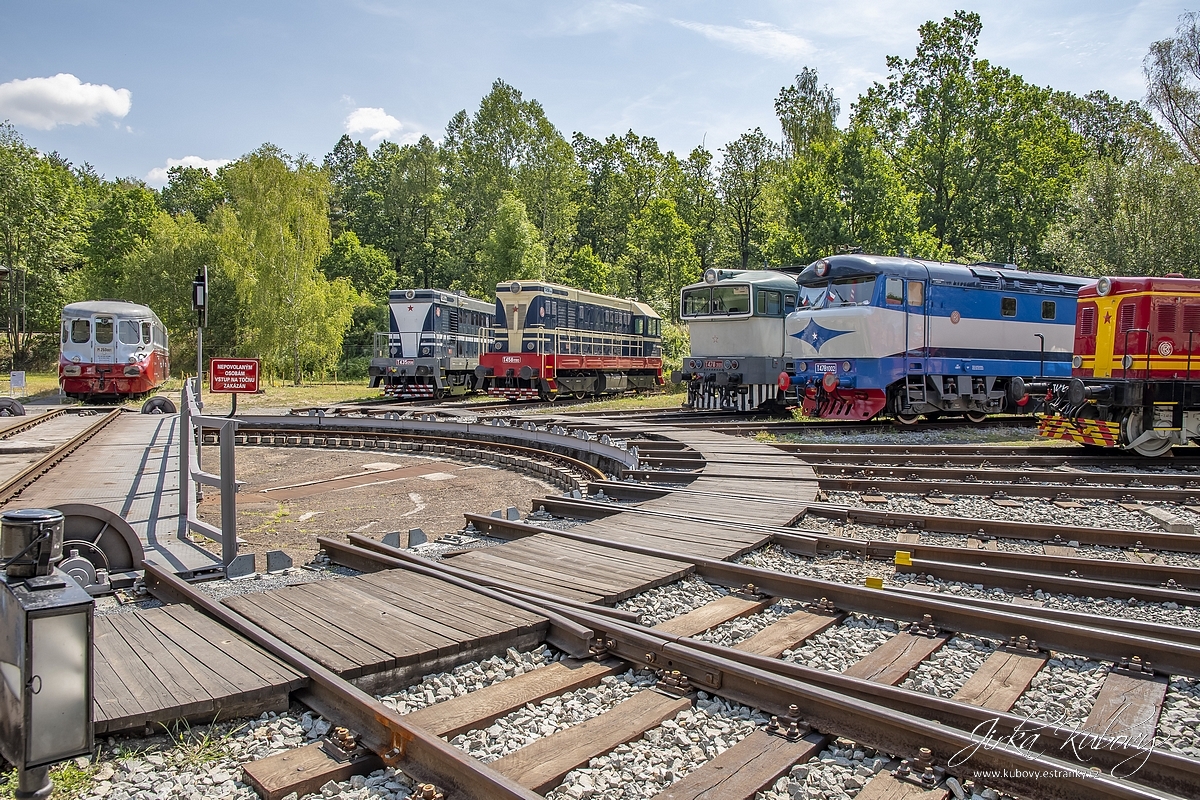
[475,281,663,400]
[59,300,170,401]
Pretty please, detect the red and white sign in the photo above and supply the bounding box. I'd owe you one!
[210,358,260,393]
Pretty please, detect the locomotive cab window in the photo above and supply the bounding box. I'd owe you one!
[757,290,781,315]
[141,322,152,344]
[798,283,827,308]
[885,278,903,306]
[95,317,114,344]
[830,276,875,306]
[70,319,90,343]
[633,317,644,335]
[1001,297,1016,317]
[119,320,140,344]
[1041,301,1056,321]
[711,284,749,314]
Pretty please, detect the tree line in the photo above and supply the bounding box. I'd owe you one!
[4,10,1200,381]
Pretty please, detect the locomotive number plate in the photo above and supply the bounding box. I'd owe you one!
[704,359,724,369]
[815,362,838,373]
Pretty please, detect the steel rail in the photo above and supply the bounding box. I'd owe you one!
[323,538,1199,798]
[529,494,1200,595]
[462,513,1200,677]
[319,535,640,628]
[812,475,1200,504]
[0,408,68,440]
[759,441,1200,458]
[776,446,1200,469]
[812,463,1196,489]
[0,408,124,504]
[803,503,1200,553]
[140,560,552,800]
[231,424,608,482]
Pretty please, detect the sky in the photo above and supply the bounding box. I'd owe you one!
[0,1,1187,186]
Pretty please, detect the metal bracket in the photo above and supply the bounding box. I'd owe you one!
[318,727,371,764]
[656,669,692,697]
[1114,655,1155,676]
[589,637,610,660]
[765,704,808,741]
[413,784,445,800]
[1004,634,1039,653]
[803,596,838,615]
[730,583,767,600]
[906,614,939,638]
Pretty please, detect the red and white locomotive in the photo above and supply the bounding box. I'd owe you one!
[475,281,664,400]
[59,300,170,401]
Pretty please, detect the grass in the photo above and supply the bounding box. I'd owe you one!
[160,719,242,767]
[0,760,95,800]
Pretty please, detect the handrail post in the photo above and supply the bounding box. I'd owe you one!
[179,383,190,507]
[219,421,238,565]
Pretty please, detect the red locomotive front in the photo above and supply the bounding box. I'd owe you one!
[59,301,170,401]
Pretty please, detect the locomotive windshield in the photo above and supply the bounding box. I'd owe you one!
[95,317,114,344]
[119,320,140,344]
[797,276,877,309]
[682,284,750,317]
[70,319,90,343]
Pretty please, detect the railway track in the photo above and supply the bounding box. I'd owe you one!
[59,411,1199,800]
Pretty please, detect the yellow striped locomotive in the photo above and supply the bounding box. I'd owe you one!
[1035,275,1200,456]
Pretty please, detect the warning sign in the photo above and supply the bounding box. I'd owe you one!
[210,358,260,393]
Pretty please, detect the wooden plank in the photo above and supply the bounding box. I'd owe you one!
[242,743,383,800]
[221,593,375,676]
[896,532,921,545]
[653,596,772,638]
[735,611,843,658]
[105,613,212,716]
[94,618,178,717]
[1082,671,1168,743]
[1043,544,1077,557]
[856,771,948,799]
[491,690,693,793]
[843,633,949,685]
[442,553,601,602]
[650,730,826,800]
[156,605,303,688]
[952,650,1047,712]
[358,570,545,637]
[406,659,621,739]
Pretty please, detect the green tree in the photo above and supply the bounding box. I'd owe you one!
[670,146,724,273]
[480,191,547,291]
[320,230,396,299]
[86,179,160,282]
[718,128,777,269]
[0,124,88,364]
[620,198,699,319]
[776,68,840,161]
[212,145,360,384]
[159,166,225,222]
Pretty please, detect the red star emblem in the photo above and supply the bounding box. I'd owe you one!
[408,305,414,311]
[1103,311,1111,324]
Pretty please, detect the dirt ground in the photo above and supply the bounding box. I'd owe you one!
[194,445,558,564]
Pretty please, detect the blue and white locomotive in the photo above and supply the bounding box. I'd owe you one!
[676,268,800,410]
[783,254,1093,422]
[369,289,495,399]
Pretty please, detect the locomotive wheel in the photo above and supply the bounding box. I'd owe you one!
[1121,412,1173,457]
[0,398,26,416]
[894,411,920,425]
[965,410,988,424]
[141,395,177,414]
[572,391,588,400]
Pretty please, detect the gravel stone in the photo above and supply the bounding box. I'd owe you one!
[900,634,997,698]
[617,577,729,627]
[1009,653,1109,726]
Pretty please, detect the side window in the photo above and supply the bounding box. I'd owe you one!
[61,323,68,344]
[1041,301,1056,321]
[142,322,152,344]
[1001,297,1016,318]
[784,294,796,312]
[758,290,781,315]
[71,319,90,344]
[907,281,923,308]
[885,278,904,306]
[633,317,644,335]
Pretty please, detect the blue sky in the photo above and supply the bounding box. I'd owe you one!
[0,1,1186,185]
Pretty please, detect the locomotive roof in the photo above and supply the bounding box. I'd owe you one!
[495,280,661,318]
[1079,275,1200,297]
[387,288,494,311]
[795,254,1094,290]
[63,300,160,318]
[680,269,799,292]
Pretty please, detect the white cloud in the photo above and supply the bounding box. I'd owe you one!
[671,19,814,62]
[345,106,417,143]
[548,1,652,35]
[145,155,232,185]
[0,73,131,130]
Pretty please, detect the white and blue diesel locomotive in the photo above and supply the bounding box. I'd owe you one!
[369,289,495,399]
[676,268,801,410]
[783,254,1093,422]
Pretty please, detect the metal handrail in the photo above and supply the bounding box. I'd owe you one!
[179,378,239,566]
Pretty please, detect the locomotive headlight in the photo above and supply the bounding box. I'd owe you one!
[127,355,138,363]
[1122,355,1134,369]
[1096,277,1111,296]
[815,260,830,277]
[1072,356,1083,368]
[703,268,718,285]
[71,356,80,363]
[842,361,851,372]
[797,362,807,372]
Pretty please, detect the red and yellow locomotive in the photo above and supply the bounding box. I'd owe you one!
[1036,275,1200,455]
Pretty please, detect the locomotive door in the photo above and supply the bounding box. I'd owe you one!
[93,315,116,364]
[904,279,929,363]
